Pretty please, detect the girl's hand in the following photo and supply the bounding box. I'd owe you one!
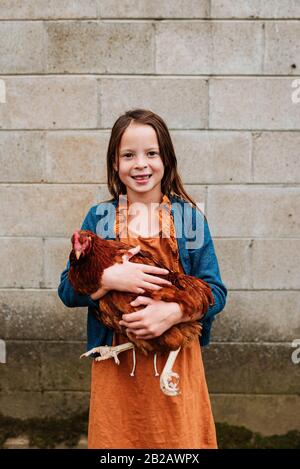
[101,245,172,295]
[118,296,183,339]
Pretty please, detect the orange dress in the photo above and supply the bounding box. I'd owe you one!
[88,196,217,449]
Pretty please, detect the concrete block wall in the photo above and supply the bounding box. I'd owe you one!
[0,1,299,436]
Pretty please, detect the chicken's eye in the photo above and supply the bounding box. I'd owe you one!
[79,237,87,245]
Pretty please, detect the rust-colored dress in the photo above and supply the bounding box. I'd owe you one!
[87,196,217,449]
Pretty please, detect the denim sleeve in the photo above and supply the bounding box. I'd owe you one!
[57,207,99,310]
[190,217,227,325]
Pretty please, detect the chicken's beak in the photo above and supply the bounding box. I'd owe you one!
[75,250,81,260]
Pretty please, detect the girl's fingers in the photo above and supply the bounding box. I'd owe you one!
[120,315,141,325]
[130,296,152,306]
[127,328,149,337]
[142,274,172,286]
[140,281,162,291]
[120,308,146,322]
[122,245,141,262]
[142,265,169,275]
[127,245,141,257]
[121,252,131,262]
[123,322,144,330]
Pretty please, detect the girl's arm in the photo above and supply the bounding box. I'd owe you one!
[121,216,227,339]
[90,256,171,300]
[189,215,227,323]
[59,253,171,306]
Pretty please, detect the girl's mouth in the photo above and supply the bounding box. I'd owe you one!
[131,174,152,183]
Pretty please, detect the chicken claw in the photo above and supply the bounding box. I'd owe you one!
[80,342,135,365]
[81,343,182,397]
[160,347,181,397]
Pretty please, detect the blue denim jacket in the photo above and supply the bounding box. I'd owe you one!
[57,195,227,350]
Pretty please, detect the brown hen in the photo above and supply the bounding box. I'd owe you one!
[68,230,214,356]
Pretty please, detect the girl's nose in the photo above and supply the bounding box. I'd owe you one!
[134,155,148,168]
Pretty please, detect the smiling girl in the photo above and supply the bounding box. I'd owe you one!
[58,109,227,449]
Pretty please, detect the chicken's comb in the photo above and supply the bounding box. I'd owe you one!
[73,230,79,240]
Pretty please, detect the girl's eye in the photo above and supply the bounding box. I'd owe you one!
[121,151,159,158]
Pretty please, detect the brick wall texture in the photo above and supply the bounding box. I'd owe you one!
[0,1,299,436]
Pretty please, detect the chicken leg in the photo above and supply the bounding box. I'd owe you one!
[80,342,134,365]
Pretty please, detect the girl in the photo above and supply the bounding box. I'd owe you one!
[58,109,227,449]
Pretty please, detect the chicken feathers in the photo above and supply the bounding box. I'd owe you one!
[68,230,214,355]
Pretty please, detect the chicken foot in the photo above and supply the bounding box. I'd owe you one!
[160,347,181,397]
[81,343,182,397]
[80,342,134,365]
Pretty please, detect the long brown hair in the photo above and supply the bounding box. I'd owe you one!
[106,109,197,207]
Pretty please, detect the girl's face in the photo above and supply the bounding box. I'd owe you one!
[115,123,164,202]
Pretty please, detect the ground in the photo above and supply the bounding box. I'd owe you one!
[0,412,299,449]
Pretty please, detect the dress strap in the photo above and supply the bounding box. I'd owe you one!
[153,353,159,376]
[130,348,136,376]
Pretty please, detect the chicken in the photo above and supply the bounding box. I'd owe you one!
[69,229,214,352]
[68,229,214,395]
